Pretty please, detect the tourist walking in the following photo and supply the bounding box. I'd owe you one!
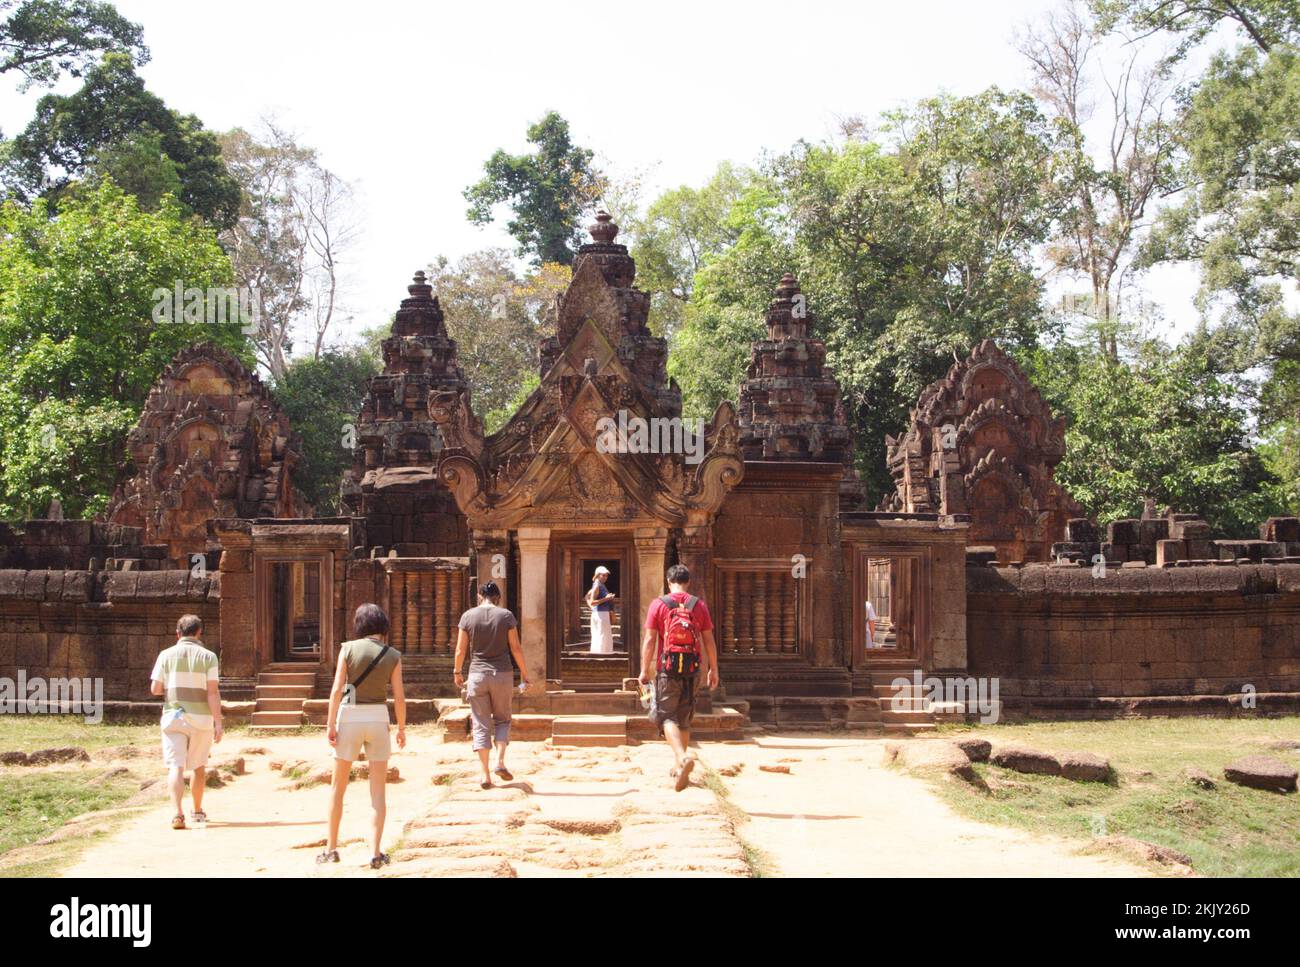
[587,564,616,654]
[639,564,719,791]
[321,603,406,870]
[454,581,531,789]
[150,615,223,830]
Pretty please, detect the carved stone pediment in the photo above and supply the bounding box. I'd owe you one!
[881,338,1080,562]
[433,214,742,532]
[102,343,304,565]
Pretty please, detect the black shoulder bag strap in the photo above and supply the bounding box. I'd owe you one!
[351,643,392,693]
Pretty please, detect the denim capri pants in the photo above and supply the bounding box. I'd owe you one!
[466,668,514,750]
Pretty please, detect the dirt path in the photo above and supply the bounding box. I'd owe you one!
[707,734,1151,877]
[56,730,1149,878]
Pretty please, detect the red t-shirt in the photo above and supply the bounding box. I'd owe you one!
[644,591,714,643]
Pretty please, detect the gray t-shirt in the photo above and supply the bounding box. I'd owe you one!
[458,604,518,674]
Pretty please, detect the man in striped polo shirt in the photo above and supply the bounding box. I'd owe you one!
[149,615,223,830]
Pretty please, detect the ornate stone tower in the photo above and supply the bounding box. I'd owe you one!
[880,338,1079,562]
[736,273,863,506]
[104,343,303,566]
[340,271,471,556]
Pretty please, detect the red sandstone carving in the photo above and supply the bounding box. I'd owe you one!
[103,343,304,566]
[736,273,863,509]
[881,339,1080,562]
[340,271,471,556]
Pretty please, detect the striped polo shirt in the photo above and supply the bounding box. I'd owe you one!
[150,638,220,730]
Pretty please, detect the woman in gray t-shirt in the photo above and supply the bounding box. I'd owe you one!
[454,582,530,788]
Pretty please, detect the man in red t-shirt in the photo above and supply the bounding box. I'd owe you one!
[640,564,719,791]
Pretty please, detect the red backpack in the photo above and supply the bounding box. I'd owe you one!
[658,594,702,676]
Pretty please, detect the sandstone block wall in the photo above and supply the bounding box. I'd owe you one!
[967,562,1300,697]
[0,568,219,700]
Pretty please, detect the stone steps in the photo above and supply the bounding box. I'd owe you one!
[251,664,316,728]
[550,714,629,748]
[250,710,303,727]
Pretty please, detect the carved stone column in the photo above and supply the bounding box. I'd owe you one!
[633,527,670,668]
[515,527,550,695]
[677,525,712,603]
[471,528,511,600]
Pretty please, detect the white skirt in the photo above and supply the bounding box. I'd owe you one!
[590,610,614,654]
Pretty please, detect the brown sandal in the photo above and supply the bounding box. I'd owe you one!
[171,814,186,830]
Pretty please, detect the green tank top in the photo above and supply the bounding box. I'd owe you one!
[340,637,401,705]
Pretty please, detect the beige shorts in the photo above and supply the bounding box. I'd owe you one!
[335,706,391,762]
[161,714,213,771]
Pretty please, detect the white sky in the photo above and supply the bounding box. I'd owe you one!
[0,0,1209,350]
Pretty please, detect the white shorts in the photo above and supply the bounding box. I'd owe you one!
[335,704,391,762]
[161,713,213,771]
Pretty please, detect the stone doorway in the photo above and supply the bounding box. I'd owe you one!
[269,560,324,662]
[548,536,637,687]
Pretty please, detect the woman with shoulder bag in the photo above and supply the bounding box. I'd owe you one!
[319,603,406,869]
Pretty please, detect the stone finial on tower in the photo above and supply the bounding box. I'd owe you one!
[406,269,435,303]
[766,272,810,340]
[589,210,619,245]
[737,273,855,475]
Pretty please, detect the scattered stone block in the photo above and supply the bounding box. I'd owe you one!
[990,744,1061,776]
[1066,518,1098,543]
[1223,756,1297,793]
[1184,767,1216,790]
[1108,519,1141,545]
[1098,835,1193,872]
[953,737,991,762]
[759,764,791,775]
[1059,751,1111,783]
[26,746,90,766]
[1260,517,1300,543]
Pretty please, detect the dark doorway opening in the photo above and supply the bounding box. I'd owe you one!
[271,561,322,661]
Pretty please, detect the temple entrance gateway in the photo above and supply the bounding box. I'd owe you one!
[549,535,636,684]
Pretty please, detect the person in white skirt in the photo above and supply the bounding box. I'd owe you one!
[587,565,616,654]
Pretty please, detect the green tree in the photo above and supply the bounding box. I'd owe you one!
[272,345,379,514]
[2,52,241,228]
[1090,0,1298,57]
[464,111,604,266]
[1023,329,1285,534]
[624,162,756,337]
[425,250,568,431]
[0,180,245,518]
[670,89,1070,501]
[0,0,146,89]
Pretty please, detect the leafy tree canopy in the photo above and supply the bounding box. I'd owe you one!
[271,345,379,515]
[1089,0,1299,56]
[1022,327,1287,534]
[0,0,147,89]
[670,88,1071,500]
[426,249,568,432]
[2,52,242,228]
[0,179,245,518]
[464,111,604,266]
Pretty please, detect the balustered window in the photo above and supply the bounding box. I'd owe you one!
[714,561,808,657]
[385,563,468,655]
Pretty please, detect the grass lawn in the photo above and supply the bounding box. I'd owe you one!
[925,716,1300,877]
[0,716,169,875]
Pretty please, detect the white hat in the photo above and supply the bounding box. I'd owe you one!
[594,565,611,576]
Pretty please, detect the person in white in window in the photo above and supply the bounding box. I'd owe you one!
[587,565,616,655]
[865,599,879,649]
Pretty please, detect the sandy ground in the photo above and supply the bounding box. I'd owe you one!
[707,734,1150,877]
[53,729,1150,878]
